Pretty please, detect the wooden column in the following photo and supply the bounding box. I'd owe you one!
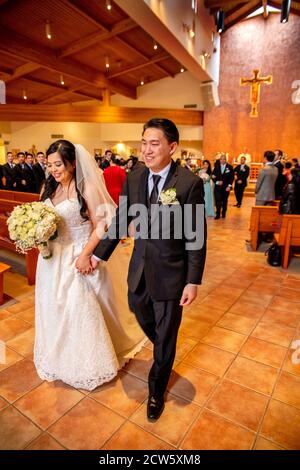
[102,89,111,107]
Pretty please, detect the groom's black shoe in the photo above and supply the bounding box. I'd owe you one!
[147,396,165,422]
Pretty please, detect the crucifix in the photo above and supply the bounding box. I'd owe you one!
[240,69,273,117]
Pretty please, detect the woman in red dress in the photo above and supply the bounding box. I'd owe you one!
[103,154,127,205]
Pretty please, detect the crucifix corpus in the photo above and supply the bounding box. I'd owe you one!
[240,69,272,117]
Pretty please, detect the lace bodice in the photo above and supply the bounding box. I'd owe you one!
[46,198,92,245]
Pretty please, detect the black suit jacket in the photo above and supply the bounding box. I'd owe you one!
[212,162,234,189]
[274,160,286,198]
[0,165,3,189]
[234,164,250,187]
[14,163,36,192]
[94,161,207,301]
[2,163,16,190]
[32,163,46,193]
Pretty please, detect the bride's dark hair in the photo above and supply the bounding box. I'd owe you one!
[41,139,88,220]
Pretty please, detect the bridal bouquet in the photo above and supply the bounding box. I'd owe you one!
[7,202,60,259]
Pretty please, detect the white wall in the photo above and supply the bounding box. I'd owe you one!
[3,121,203,157]
[143,0,220,84]
[111,71,204,109]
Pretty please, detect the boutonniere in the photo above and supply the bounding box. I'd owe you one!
[159,188,180,205]
[225,168,230,173]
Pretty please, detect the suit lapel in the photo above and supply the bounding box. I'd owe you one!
[161,160,179,193]
[138,166,149,206]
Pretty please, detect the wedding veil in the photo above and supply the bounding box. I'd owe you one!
[74,144,116,237]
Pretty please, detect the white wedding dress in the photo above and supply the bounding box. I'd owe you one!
[34,197,145,391]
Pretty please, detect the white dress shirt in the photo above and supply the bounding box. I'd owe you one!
[148,162,171,198]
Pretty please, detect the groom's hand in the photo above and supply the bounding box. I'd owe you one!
[180,284,198,307]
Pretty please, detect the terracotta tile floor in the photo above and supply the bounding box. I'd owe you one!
[1,196,300,450]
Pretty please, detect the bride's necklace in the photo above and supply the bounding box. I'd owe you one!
[59,180,74,198]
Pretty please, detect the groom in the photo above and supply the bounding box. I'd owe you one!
[93,118,206,421]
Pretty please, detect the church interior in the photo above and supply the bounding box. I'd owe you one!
[0,0,300,451]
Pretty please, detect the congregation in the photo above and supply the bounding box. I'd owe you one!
[1,148,300,219]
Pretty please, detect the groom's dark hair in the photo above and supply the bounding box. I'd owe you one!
[143,118,179,144]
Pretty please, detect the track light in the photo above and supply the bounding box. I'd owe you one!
[106,0,112,11]
[189,28,195,39]
[140,77,145,86]
[153,40,158,50]
[182,22,195,39]
[45,20,52,39]
[60,75,65,86]
[215,10,225,33]
[22,90,27,100]
[202,50,211,59]
[105,55,110,69]
[281,0,291,23]
[180,67,185,73]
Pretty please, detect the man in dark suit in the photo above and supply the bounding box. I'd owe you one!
[212,154,234,219]
[14,152,36,192]
[0,164,3,189]
[100,150,112,170]
[76,118,206,422]
[274,149,286,199]
[33,151,46,193]
[234,156,250,208]
[2,151,17,190]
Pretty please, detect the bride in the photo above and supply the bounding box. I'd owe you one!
[34,140,145,391]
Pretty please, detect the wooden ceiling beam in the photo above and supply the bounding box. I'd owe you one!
[204,0,250,8]
[268,0,300,16]
[57,0,102,28]
[225,1,261,28]
[107,53,170,79]
[4,96,37,105]
[58,18,136,58]
[19,77,102,101]
[222,2,249,19]
[37,89,100,105]
[0,26,105,86]
[3,62,40,84]
[0,26,136,99]
[0,104,203,126]
[59,0,172,78]
[114,38,173,78]
[0,67,101,103]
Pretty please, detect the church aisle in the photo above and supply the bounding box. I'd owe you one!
[0,196,300,450]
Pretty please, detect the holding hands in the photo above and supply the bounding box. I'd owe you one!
[75,253,99,275]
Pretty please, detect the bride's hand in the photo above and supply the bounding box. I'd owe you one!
[75,254,93,275]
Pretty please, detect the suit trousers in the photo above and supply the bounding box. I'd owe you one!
[234,184,245,206]
[128,273,182,399]
[214,187,230,217]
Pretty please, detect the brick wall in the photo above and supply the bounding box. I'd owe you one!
[203,13,300,162]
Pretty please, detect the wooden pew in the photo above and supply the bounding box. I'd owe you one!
[249,206,282,251]
[274,215,300,269]
[0,215,38,286]
[0,189,38,202]
[0,193,39,285]
[0,261,10,305]
[0,198,25,216]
